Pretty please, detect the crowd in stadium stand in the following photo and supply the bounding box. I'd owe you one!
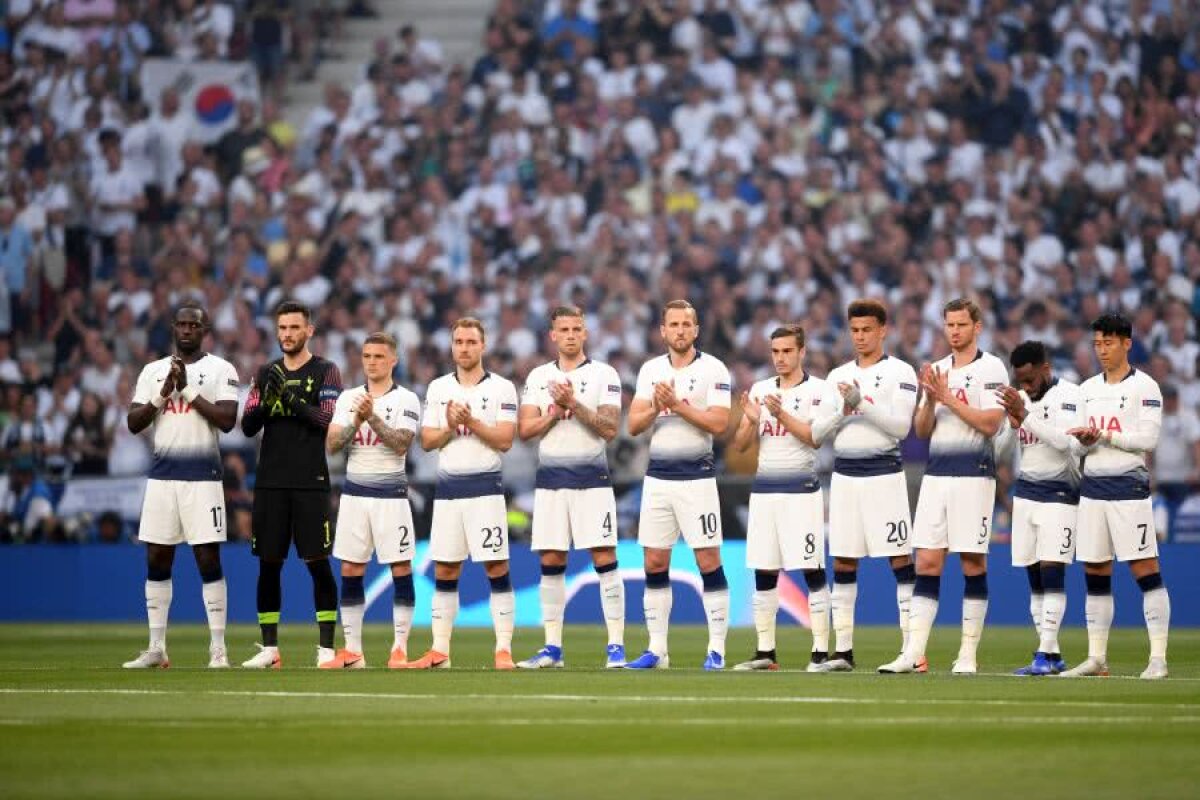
[1,0,1199,543]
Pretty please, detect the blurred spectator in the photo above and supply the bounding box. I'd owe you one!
[1157,384,1200,510]
[62,390,112,475]
[0,456,57,542]
[0,0,1196,545]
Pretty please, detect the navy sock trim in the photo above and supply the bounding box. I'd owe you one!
[964,573,988,599]
[701,566,728,592]
[914,574,940,600]
[1026,565,1044,594]
[833,570,858,585]
[489,573,512,593]
[393,573,415,606]
[645,570,670,589]
[199,564,223,584]
[435,578,459,593]
[804,569,827,592]
[892,564,916,584]
[594,560,619,574]
[1137,573,1164,593]
[1085,573,1112,596]
[1041,564,1066,592]
[541,564,567,577]
[341,575,365,605]
[147,566,172,582]
[754,571,778,592]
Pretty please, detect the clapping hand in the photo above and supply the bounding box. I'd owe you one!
[763,392,784,418]
[838,380,862,412]
[740,391,761,424]
[549,380,576,411]
[171,357,188,392]
[653,380,678,411]
[996,385,1027,425]
[353,392,374,426]
[921,365,949,405]
[1067,426,1103,447]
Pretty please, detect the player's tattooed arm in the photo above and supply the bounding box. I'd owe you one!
[366,414,416,456]
[572,404,620,442]
[326,423,357,454]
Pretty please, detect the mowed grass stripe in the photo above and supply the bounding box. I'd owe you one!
[3,686,1199,710]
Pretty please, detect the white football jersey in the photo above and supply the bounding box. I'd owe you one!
[1078,368,1163,500]
[132,353,240,481]
[332,383,422,498]
[634,350,732,480]
[522,358,622,489]
[747,374,825,493]
[1013,378,1085,502]
[927,350,1009,477]
[823,355,919,476]
[423,371,519,497]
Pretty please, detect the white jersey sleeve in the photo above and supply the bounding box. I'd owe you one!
[927,351,1008,478]
[342,384,421,498]
[140,354,236,482]
[528,360,620,490]
[426,372,513,499]
[750,375,823,494]
[828,355,919,477]
[1013,378,1085,503]
[1079,369,1162,501]
[639,352,731,481]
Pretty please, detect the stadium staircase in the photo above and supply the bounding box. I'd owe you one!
[283,0,490,125]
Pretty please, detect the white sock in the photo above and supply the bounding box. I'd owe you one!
[1142,586,1170,660]
[341,602,365,654]
[753,589,779,652]
[702,588,729,656]
[598,568,625,646]
[539,572,566,648]
[1029,591,1044,644]
[431,589,459,654]
[808,585,830,655]
[392,603,414,653]
[1039,590,1065,654]
[490,590,515,653]
[1085,592,1114,662]
[831,579,857,653]
[959,597,988,662]
[905,594,938,662]
[202,578,226,650]
[896,580,914,653]
[146,580,172,652]
[644,587,672,656]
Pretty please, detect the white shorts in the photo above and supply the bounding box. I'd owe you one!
[333,494,416,564]
[637,476,722,550]
[138,479,227,546]
[913,475,995,554]
[1076,496,1158,563]
[429,495,509,563]
[1011,498,1077,566]
[531,487,618,551]
[828,472,912,559]
[746,491,825,571]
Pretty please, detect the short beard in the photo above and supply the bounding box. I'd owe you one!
[280,337,307,355]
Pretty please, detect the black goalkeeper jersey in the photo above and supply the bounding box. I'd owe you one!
[241,354,343,490]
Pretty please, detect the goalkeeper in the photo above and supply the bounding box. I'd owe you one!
[239,301,344,669]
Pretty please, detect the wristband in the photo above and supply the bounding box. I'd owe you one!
[151,394,167,409]
[181,385,200,404]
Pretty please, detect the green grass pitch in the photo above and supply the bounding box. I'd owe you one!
[2,624,1198,799]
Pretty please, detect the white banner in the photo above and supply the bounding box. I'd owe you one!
[139,58,260,143]
[57,477,148,522]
